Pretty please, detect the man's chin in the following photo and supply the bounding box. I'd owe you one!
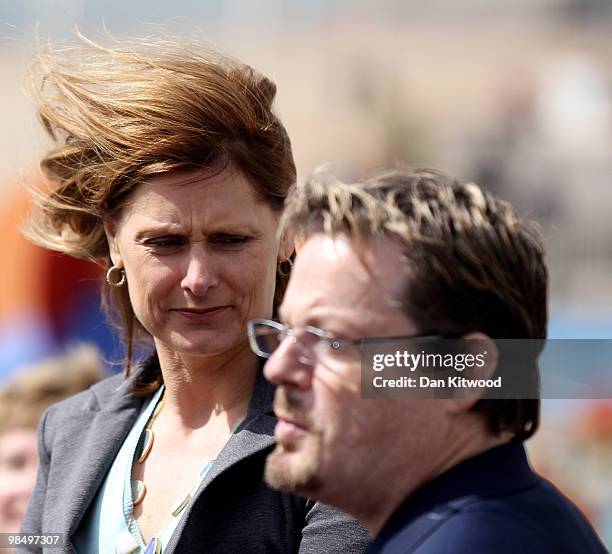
[264,443,324,494]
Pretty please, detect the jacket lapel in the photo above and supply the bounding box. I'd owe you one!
[165,371,278,553]
[57,374,144,540]
[200,370,277,486]
[51,365,277,551]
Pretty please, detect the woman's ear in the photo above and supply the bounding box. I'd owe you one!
[278,228,295,263]
[104,221,123,268]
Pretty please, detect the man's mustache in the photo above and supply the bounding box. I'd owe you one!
[273,387,313,428]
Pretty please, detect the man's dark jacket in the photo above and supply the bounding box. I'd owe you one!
[367,440,608,554]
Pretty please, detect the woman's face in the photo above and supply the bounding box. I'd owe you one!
[106,166,292,359]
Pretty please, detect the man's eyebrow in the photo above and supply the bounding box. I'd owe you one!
[277,311,322,329]
[276,310,344,335]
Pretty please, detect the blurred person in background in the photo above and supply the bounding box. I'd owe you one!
[251,168,608,553]
[0,344,105,537]
[21,36,367,554]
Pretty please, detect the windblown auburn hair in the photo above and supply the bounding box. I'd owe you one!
[282,167,547,440]
[26,35,296,394]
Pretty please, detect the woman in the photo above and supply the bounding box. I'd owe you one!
[21,37,368,553]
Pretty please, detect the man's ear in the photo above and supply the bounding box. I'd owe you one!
[103,221,123,268]
[445,332,499,414]
[278,227,295,263]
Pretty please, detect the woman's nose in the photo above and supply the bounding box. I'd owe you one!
[180,247,220,296]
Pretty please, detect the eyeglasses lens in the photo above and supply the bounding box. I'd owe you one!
[251,325,281,358]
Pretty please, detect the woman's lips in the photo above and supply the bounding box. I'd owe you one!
[174,306,230,322]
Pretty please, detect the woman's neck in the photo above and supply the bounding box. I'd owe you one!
[153,340,259,431]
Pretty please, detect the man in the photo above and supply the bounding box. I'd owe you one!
[247,169,607,553]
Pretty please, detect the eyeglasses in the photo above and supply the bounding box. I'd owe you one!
[247,318,442,367]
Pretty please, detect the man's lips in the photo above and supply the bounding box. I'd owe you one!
[274,412,309,442]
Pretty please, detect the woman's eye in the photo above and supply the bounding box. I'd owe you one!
[144,236,186,249]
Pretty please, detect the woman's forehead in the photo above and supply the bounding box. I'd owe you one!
[144,164,233,187]
[117,167,275,229]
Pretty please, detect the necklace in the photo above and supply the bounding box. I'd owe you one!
[120,390,242,554]
[132,393,165,506]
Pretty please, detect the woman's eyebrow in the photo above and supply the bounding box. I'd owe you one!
[134,224,183,236]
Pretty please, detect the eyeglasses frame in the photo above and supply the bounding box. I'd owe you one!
[247,318,445,363]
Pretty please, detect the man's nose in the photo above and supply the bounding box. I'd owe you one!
[263,336,314,390]
[180,246,219,296]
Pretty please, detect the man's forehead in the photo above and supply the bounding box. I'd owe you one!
[281,234,407,325]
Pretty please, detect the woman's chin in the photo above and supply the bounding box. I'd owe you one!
[161,332,244,358]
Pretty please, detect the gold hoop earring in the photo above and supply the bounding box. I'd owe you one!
[277,258,293,278]
[106,265,126,288]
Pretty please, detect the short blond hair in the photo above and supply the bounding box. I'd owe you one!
[282,167,548,439]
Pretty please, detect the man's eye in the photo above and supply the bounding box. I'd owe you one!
[210,234,250,246]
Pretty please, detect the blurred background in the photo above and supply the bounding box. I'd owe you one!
[0,0,611,546]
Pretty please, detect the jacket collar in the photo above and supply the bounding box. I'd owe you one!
[369,439,538,553]
[164,368,277,553]
[63,368,144,539]
[63,358,278,547]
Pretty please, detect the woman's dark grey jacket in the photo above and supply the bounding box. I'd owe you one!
[21,365,369,553]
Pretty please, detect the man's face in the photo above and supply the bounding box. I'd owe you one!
[264,234,443,503]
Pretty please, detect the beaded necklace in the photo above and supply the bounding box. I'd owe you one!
[116,388,244,554]
[131,392,165,506]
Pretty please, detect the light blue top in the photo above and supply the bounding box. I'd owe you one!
[73,386,214,554]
